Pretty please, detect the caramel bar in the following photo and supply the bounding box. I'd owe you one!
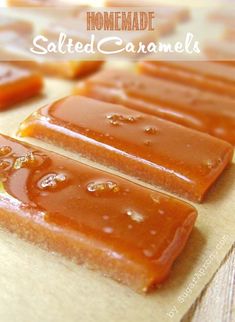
[17,60,104,80]
[0,40,103,79]
[138,61,235,97]
[0,133,197,293]
[74,69,235,145]
[0,63,43,110]
[18,96,233,202]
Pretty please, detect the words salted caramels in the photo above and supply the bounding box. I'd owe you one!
[30,10,200,56]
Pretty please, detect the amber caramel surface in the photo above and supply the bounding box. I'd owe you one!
[74,69,235,145]
[18,95,233,202]
[138,61,235,97]
[0,44,103,79]
[0,63,43,110]
[0,133,197,292]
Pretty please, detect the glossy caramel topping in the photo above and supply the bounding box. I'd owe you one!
[74,69,235,145]
[138,61,235,97]
[18,96,233,202]
[0,134,197,292]
[0,63,43,110]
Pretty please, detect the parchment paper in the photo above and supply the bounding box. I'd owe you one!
[0,74,234,322]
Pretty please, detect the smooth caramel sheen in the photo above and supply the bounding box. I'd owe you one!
[0,134,197,293]
[74,69,235,145]
[18,96,233,202]
[138,61,235,97]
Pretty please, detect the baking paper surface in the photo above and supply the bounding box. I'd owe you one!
[0,76,234,322]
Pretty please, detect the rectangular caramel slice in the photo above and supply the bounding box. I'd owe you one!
[15,60,103,80]
[0,40,103,79]
[0,63,43,110]
[18,96,233,202]
[74,69,235,145]
[138,61,235,97]
[0,133,197,293]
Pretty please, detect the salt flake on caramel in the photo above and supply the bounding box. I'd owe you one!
[74,69,235,145]
[0,134,197,293]
[18,95,233,202]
